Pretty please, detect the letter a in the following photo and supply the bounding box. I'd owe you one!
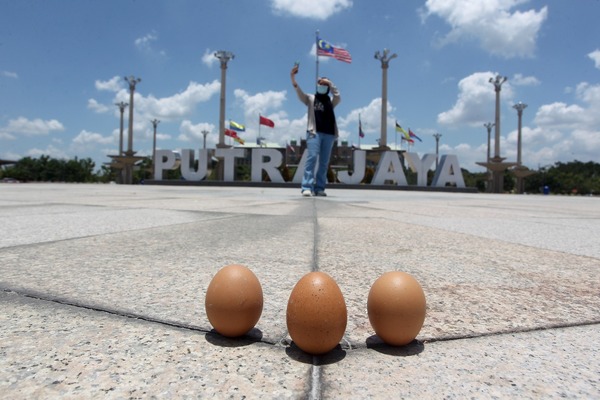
[372,151,408,185]
[432,155,465,188]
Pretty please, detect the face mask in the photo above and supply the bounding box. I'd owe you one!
[316,84,329,95]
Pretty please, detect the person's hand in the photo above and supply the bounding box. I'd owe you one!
[318,78,331,87]
[291,65,299,76]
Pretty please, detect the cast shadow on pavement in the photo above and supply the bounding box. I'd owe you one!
[204,327,264,347]
[365,335,425,357]
[285,342,347,365]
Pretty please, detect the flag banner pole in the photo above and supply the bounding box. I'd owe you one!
[358,113,361,147]
[258,113,262,147]
[315,30,320,91]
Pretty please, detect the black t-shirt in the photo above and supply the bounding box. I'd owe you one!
[314,94,336,135]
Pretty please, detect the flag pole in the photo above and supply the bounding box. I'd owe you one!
[258,113,262,147]
[395,120,398,151]
[315,30,320,91]
[358,113,361,147]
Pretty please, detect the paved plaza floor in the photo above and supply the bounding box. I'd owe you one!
[1,183,599,398]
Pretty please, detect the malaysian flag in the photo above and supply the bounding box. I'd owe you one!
[317,37,352,63]
[359,116,365,138]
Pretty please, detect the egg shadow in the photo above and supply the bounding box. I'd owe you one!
[365,335,425,357]
[205,328,264,348]
[285,342,346,365]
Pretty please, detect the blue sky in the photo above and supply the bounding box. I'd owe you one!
[1,0,599,172]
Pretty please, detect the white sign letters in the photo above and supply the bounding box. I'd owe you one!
[154,148,465,188]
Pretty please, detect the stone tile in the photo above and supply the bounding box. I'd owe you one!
[0,291,309,399]
[316,216,600,345]
[321,325,600,399]
[1,184,598,398]
[0,212,314,343]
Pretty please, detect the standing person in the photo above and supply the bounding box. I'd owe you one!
[290,64,341,196]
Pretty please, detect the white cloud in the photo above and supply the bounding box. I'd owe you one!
[178,120,216,143]
[0,131,16,140]
[134,31,166,57]
[95,76,123,92]
[534,102,589,129]
[0,151,21,161]
[27,144,68,160]
[533,83,600,131]
[437,73,600,169]
[234,89,287,119]
[132,80,221,121]
[429,142,484,172]
[135,32,157,50]
[438,72,514,127]
[201,49,218,68]
[4,117,65,136]
[575,82,600,108]
[339,98,393,136]
[1,70,18,79]
[588,49,600,69]
[87,98,110,113]
[422,0,548,58]
[72,130,114,146]
[271,0,352,20]
[516,82,600,167]
[512,73,540,86]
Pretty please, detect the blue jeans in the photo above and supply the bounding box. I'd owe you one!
[302,132,335,193]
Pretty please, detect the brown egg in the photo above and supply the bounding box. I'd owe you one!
[367,271,426,346]
[205,264,263,337]
[286,271,347,355]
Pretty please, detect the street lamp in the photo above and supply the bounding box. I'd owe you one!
[433,133,442,170]
[489,75,507,160]
[489,75,508,193]
[123,76,141,184]
[512,102,527,167]
[483,122,495,192]
[214,50,234,148]
[483,122,494,168]
[374,49,397,149]
[513,102,528,193]
[124,76,141,155]
[151,119,160,178]
[115,101,128,155]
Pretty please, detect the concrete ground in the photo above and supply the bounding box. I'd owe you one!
[0,183,598,399]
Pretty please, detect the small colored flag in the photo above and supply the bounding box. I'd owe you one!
[234,136,245,145]
[395,122,410,141]
[256,136,264,145]
[224,128,239,139]
[317,37,352,63]
[401,136,415,144]
[229,120,245,132]
[409,129,422,142]
[359,117,365,138]
[287,143,295,153]
[259,115,275,128]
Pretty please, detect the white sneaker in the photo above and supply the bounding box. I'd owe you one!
[301,189,312,197]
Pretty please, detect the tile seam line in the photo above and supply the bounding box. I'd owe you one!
[419,319,600,344]
[309,198,322,400]
[0,287,277,346]
[3,287,598,355]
